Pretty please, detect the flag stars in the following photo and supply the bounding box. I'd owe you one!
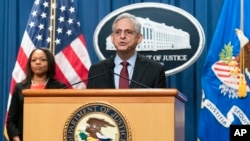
[38,24,44,30]
[55,38,61,45]
[26,0,81,48]
[66,30,72,36]
[34,0,40,5]
[43,1,49,8]
[31,10,37,17]
[67,18,73,24]
[69,7,75,13]
[58,16,64,22]
[57,27,63,34]
[41,12,47,18]
[46,37,51,43]
[29,21,35,28]
[36,34,42,41]
[60,5,66,12]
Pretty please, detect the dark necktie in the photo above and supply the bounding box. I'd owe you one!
[119,61,129,88]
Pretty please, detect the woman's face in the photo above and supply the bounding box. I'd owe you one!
[30,50,48,76]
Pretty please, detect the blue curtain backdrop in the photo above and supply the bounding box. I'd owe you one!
[0,0,224,141]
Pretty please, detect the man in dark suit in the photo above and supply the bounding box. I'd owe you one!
[87,13,166,88]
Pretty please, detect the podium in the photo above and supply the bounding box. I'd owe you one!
[23,89,186,141]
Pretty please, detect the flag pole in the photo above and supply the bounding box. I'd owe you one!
[240,0,244,71]
[238,0,247,98]
[240,0,244,73]
[240,0,244,31]
[49,0,56,55]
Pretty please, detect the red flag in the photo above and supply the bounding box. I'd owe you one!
[4,0,91,140]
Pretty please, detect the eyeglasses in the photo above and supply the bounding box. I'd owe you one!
[113,29,137,37]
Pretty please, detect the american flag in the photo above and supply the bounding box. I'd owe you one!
[4,0,91,139]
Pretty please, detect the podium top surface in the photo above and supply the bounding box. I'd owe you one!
[22,88,187,102]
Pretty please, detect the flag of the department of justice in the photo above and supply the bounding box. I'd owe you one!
[198,0,250,140]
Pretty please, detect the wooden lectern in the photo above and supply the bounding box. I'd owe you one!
[23,89,186,141]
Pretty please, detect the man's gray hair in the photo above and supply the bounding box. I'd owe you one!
[112,13,141,34]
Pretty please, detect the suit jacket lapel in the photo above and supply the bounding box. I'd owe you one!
[130,54,147,88]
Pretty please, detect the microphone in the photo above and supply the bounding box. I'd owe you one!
[110,70,151,88]
[62,70,111,89]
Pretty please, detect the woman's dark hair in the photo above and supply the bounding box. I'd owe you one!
[22,47,56,84]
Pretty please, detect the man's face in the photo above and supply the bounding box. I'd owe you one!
[111,18,142,55]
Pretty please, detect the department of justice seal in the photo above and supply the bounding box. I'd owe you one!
[63,102,131,141]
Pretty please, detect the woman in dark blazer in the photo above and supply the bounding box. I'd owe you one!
[7,48,66,141]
